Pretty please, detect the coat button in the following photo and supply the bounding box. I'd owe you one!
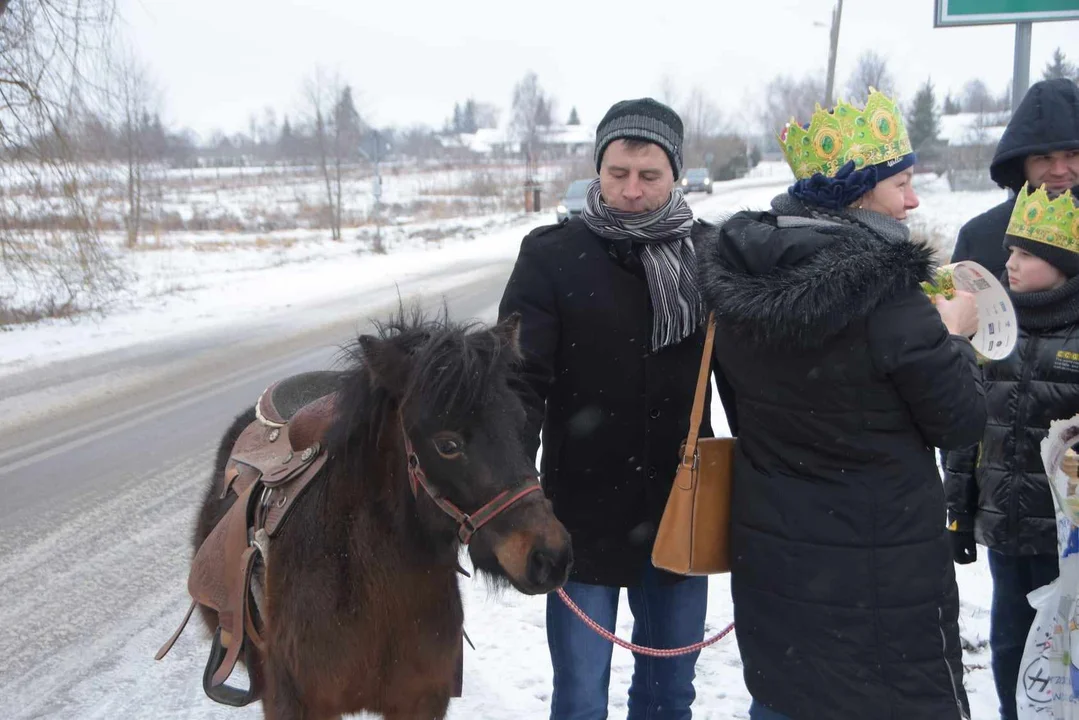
[648,467,657,479]
[649,408,660,419]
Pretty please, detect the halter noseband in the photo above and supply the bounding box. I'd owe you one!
[400,417,542,545]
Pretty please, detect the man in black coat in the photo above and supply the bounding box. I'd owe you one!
[498,98,733,720]
[951,79,1079,277]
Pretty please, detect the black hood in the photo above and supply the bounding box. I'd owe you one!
[693,212,935,349]
[992,78,1079,192]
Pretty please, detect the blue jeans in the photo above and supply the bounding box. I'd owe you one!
[546,563,708,720]
[748,701,793,720]
[988,550,1059,720]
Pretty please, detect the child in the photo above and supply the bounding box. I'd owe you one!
[945,183,1079,720]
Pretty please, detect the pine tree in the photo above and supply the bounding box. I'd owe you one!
[147,112,168,159]
[906,79,941,157]
[462,99,478,133]
[451,102,463,133]
[278,116,295,162]
[333,86,363,158]
[1043,47,1078,82]
[942,93,961,115]
[534,96,552,127]
[567,106,580,125]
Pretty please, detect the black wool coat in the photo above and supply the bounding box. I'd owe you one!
[498,217,735,587]
[694,209,986,720]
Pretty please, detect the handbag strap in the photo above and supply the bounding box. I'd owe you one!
[681,313,716,467]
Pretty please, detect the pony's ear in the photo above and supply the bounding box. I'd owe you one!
[491,313,522,361]
[358,335,410,394]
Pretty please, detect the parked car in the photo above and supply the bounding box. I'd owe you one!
[556,179,592,222]
[680,167,713,194]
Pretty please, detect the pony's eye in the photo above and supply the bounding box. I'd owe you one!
[434,437,464,459]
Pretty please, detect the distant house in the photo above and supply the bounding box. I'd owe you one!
[938,111,1010,191]
[443,124,596,160]
[542,125,595,158]
[460,128,515,156]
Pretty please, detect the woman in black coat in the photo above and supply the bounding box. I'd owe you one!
[693,90,987,720]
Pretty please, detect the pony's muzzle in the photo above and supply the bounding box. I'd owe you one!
[526,544,572,593]
[489,524,573,595]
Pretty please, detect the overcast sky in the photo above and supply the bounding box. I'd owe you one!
[119,0,1078,139]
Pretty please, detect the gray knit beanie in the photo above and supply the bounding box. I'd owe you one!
[594,98,684,178]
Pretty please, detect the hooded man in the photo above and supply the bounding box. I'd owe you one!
[951,78,1079,277]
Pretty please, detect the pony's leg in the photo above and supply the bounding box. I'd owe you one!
[261,658,306,720]
[382,691,450,720]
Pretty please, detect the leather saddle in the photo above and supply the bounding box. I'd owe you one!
[156,371,341,706]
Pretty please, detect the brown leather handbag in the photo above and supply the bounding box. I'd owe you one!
[651,315,735,576]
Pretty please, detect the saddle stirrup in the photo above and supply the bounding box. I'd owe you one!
[202,628,259,707]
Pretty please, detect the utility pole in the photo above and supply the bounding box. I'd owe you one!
[1011,21,1032,113]
[824,0,844,107]
[358,131,389,252]
[371,130,384,253]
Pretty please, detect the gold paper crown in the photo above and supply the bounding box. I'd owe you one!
[778,88,913,180]
[1007,184,1079,252]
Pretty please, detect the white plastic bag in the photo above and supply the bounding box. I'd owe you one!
[1016,416,1079,719]
[1016,562,1079,719]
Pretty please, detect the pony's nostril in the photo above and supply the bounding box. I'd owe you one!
[527,548,558,588]
[527,546,571,588]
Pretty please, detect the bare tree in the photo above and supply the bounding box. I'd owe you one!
[510,71,551,173]
[259,106,278,162]
[399,125,442,161]
[961,79,995,114]
[942,92,962,115]
[109,47,158,248]
[998,84,1012,113]
[844,51,895,104]
[759,74,825,136]
[332,85,362,240]
[656,74,679,108]
[681,86,724,167]
[473,102,500,129]
[0,0,124,320]
[304,69,348,242]
[946,111,999,190]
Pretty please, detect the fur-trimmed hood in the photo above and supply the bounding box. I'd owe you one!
[693,211,936,349]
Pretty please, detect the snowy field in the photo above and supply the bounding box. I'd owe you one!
[0,170,1011,718]
[0,161,579,239]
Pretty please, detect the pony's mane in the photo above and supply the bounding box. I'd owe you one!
[327,306,516,463]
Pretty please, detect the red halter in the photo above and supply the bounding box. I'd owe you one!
[400,419,542,545]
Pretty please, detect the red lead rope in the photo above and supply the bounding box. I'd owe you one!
[398,417,731,655]
[555,587,735,657]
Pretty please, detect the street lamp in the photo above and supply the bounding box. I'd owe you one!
[823,0,844,108]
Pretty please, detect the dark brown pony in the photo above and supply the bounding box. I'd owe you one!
[193,310,572,719]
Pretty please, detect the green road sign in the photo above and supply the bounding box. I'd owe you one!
[935,0,1079,26]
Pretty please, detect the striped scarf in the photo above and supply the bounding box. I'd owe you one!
[580,178,702,352]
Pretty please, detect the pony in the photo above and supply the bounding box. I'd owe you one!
[192,309,572,719]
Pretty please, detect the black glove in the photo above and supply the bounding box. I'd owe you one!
[950,530,977,565]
